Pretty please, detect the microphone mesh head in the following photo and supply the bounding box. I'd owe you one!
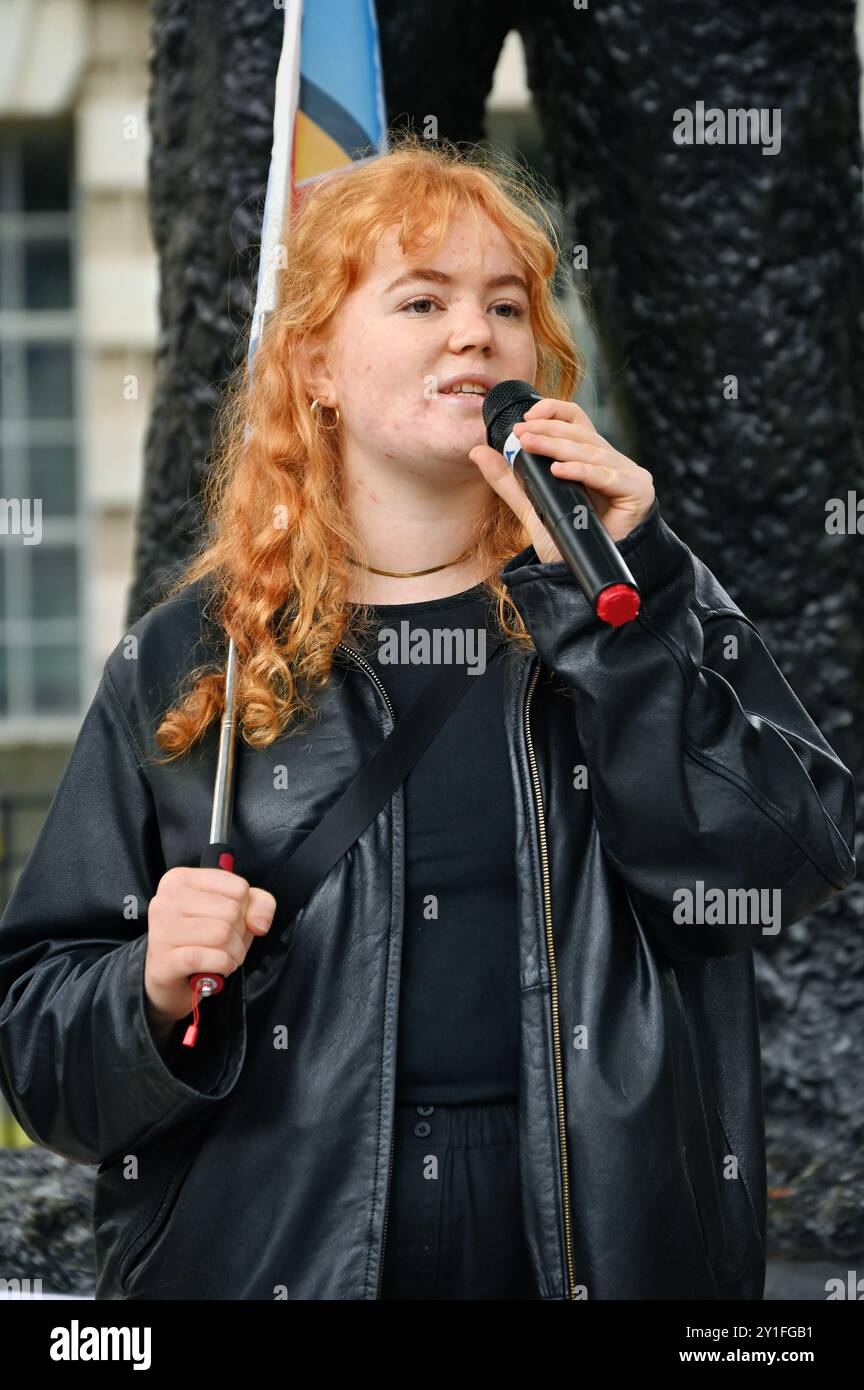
[483,380,543,452]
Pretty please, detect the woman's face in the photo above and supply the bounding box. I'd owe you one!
[310,208,538,477]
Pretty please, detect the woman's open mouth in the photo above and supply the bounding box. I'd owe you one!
[437,390,486,406]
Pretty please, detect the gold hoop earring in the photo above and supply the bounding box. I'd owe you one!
[310,398,341,426]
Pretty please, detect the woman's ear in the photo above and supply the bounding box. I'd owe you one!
[299,332,337,406]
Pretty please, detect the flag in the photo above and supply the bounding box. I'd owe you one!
[249,0,388,369]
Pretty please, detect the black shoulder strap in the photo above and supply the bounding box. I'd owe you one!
[245,633,506,973]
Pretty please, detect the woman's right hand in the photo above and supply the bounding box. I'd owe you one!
[144,865,277,1028]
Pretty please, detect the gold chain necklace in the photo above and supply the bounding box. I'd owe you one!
[348,546,474,577]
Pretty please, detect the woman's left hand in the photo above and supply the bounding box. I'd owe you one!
[468,397,655,562]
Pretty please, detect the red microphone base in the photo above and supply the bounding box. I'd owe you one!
[596,583,641,626]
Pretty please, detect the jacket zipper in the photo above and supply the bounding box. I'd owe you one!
[334,642,395,723]
[523,658,577,1299]
[334,641,396,1299]
[335,641,575,1298]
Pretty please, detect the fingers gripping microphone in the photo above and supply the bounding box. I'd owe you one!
[483,381,641,626]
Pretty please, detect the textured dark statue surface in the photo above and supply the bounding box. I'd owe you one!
[73,0,860,1282]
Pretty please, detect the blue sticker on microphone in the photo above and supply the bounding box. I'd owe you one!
[503,430,521,468]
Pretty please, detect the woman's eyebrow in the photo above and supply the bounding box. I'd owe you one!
[383,268,530,297]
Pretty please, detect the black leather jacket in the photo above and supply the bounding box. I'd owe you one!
[0,498,856,1300]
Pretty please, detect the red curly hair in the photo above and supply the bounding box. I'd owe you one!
[148,131,586,764]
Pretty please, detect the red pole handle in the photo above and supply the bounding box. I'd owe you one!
[182,844,234,1047]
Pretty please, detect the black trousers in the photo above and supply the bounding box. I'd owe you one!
[379,1099,538,1300]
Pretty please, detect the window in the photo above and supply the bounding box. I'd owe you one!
[0,122,81,721]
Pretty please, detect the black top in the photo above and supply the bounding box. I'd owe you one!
[347,583,520,1104]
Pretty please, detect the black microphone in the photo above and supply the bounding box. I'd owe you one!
[483,380,641,626]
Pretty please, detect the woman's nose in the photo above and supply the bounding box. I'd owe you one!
[447,311,494,351]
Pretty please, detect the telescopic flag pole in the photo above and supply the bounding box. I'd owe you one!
[182,0,388,1045]
[183,0,303,1046]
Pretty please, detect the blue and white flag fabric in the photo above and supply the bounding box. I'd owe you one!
[248,0,388,371]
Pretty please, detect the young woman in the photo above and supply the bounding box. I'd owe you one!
[0,135,856,1301]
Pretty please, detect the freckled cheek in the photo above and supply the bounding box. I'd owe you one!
[342,374,428,432]
[338,363,382,418]
[343,391,399,438]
